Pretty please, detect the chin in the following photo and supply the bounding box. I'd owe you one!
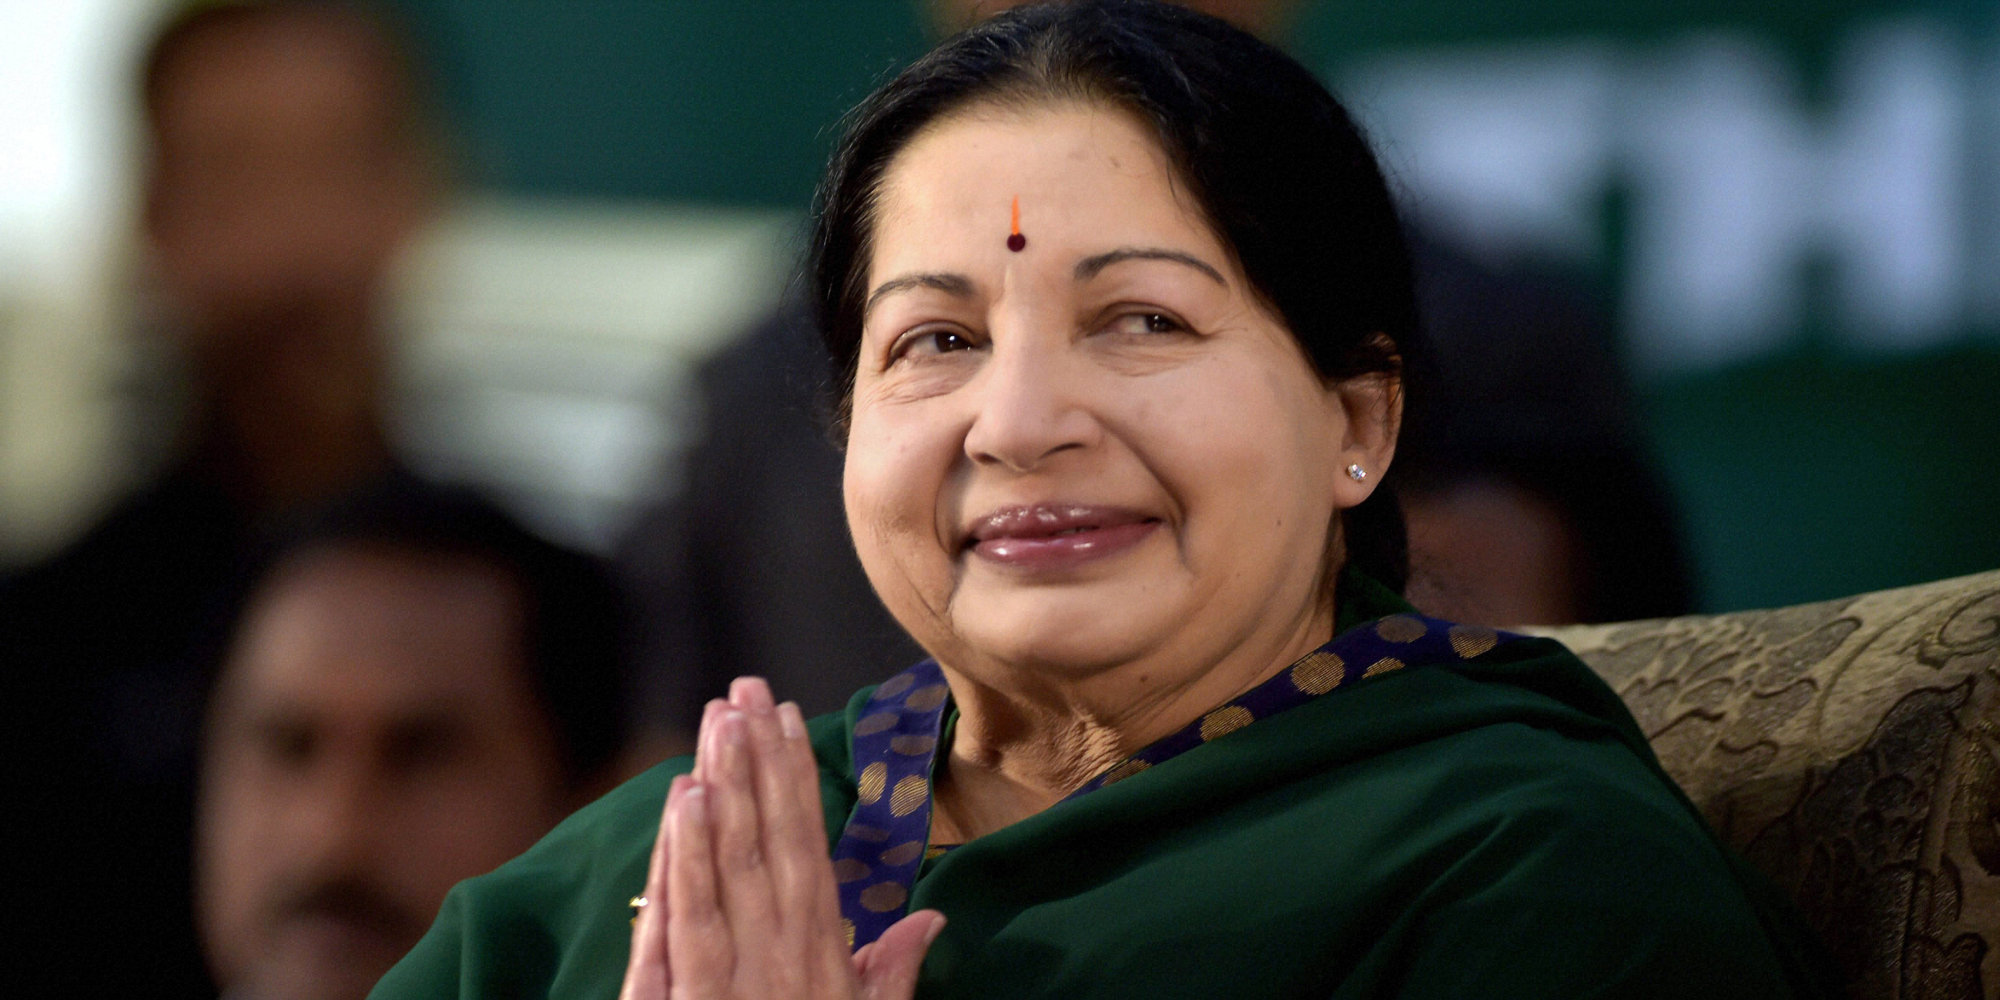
[952,606,1170,678]
[247,961,394,1000]
[254,924,414,1000]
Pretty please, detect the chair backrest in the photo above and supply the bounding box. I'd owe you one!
[1535,569,2000,1000]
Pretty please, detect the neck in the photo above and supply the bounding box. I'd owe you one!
[929,599,1334,843]
[188,371,389,517]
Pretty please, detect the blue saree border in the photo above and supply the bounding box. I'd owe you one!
[831,614,1524,949]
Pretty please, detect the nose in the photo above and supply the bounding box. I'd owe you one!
[288,746,386,874]
[962,334,1100,473]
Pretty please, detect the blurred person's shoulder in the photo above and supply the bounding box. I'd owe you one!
[2,468,243,610]
[370,704,862,999]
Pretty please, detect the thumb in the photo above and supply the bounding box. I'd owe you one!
[857,910,946,1000]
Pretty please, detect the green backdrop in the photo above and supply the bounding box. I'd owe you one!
[390,0,2000,613]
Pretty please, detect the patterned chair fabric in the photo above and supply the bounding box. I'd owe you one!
[1536,569,2000,1000]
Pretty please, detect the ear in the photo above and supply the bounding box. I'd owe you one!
[1325,366,1402,511]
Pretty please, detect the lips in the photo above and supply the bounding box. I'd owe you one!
[962,503,1161,570]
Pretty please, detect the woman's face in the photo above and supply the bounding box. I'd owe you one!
[845,102,1386,688]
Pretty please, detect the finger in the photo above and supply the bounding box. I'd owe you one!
[621,775,690,998]
[728,678,824,994]
[666,784,731,990]
[857,910,946,1000]
[727,687,827,990]
[765,701,851,991]
[692,698,726,782]
[736,686,801,893]
[745,693,815,881]
[636,776,692,954]
[708,710,787,968]
[729,675,775,714]
[773,702,831,847]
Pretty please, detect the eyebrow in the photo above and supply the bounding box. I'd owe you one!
[1074,247,1227,286]
[864,272,976,320]
[861,247,1226,320]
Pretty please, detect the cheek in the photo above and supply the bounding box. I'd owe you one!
[1145,371,1336,543]
[1172,363,1325,467]
[414,768,551,866]
[842,411,952,576]
[199,749,281,854]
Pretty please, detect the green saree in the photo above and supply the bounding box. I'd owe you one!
[371,576,1837,999]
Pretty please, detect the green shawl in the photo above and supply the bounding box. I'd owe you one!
[371,577,1836,999]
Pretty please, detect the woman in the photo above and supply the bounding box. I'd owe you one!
[373,3,1835,998]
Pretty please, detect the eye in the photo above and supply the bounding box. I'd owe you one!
[890,326,979,362]
[249,717,317,769]
[383,717,465,774]
[1104,311,1190,336]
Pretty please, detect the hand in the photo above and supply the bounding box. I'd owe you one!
[621,678,946,1000]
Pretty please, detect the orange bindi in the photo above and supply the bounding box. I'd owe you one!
[1007,196,1026,252]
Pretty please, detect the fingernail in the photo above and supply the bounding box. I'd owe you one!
[682,785,708,824]
[778,702,806,740]
[722,710,747,745]
[925,913,947,945]
[731,676,776,713]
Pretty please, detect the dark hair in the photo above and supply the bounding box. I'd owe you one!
[807,0,1417,591]
[223,480,629,788]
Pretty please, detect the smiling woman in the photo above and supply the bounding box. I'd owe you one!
[371,3,1840,999]
[844,105,1383,806]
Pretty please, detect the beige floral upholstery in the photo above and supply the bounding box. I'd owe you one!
[1536,569,2000,1000]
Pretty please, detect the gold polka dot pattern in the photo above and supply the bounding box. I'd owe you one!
[880,841,926,866]
[1364,656,1405,678]
[835,661,953,953]
[874,672,917,699]
[1290,651,1345,694]
[853,711,899,737]
[856,762,887,805]
[890,775,928,817]
[904,683,950,712]
[1375,614,1428,643]
[1449,624,1498,658]
[1199,705,1255,741]
[859,881,908,913]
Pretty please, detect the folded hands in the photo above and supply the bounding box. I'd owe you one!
[621,677,946,1000]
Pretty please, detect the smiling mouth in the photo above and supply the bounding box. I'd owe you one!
[961,503,1161,568]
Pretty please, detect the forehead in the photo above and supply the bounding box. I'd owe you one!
[151,13,403,145]
[868,100,1220,272]
[219,546,529,718]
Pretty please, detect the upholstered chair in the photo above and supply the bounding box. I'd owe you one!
[1539,570,2000,1000]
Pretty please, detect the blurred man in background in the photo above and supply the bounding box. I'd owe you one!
[138,0,432,514]
[0,1,441,992]
[1397,241,1696,627]
[196,484,627,1000]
